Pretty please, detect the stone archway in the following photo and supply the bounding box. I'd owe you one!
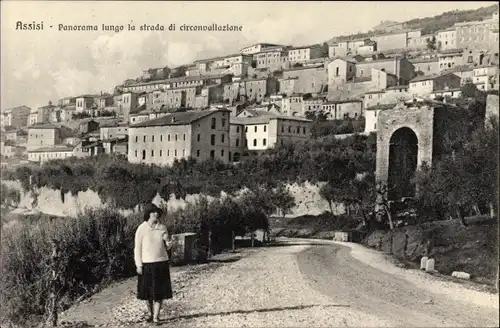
[387,127,418,201]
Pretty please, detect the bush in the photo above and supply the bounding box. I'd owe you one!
[0,195,271,326]
[0,183,21,207]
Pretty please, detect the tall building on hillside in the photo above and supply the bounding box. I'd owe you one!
[454,12,499,51]
[128,109,231,166]
[1,105,31,128]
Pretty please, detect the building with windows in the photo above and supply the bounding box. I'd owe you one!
[128,109,231,166]
[287,45,324,63]
[240,43,286,55]
[436,27,457,51]
[27,123,61,151]
[1,105,31,128]
[409,72,461,97]
[27,145,80,164]
[455,12,499,51]
[229,110,312,156]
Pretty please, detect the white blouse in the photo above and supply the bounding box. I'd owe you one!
[134,221,171,267]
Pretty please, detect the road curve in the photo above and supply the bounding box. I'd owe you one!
[294,238,499,327]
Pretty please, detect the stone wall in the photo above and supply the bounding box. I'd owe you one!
[4,180,343,218]
[362,219,498,283]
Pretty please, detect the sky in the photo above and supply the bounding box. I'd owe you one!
[1,1,496,110]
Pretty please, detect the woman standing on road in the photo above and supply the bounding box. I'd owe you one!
[134,203,173,324]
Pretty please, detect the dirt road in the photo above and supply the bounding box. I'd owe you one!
[59,238,499,327]
[296,239,499,327]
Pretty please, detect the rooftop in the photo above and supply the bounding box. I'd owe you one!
[130,109,230,128]
[364,90,386,95]
[410,72,456,82]
[387,85,409,90]
[28,145,75,153]
[28,123,59,130]
[366,103,397,111]
[283,64,324,72]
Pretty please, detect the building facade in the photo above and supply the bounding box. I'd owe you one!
[27,124,61,151]
[128,110,231,166]
[1,105,31,128]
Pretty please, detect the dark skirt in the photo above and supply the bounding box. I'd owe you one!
[137,261,173,301]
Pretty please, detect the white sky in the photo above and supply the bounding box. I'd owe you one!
[0,1,496,110]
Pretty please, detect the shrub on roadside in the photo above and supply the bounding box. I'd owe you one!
[0,183,21,207]
[0,194,271,326]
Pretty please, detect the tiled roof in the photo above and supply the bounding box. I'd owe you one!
[432,87,461,93]
[387,85,409,90]
[231,112,310,125]
[28,145,75,153]
[130,109,230,128]
[366,103,397,111]
[283,64,324,72]
[364,90,386,95]
[28,123,59,129]
[410,72,456,82]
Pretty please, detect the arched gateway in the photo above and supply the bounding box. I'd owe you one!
[375,100,435,201]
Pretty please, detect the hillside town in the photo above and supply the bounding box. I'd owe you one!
[1,10,499,167]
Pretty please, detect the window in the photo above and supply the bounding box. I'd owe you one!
[174,134,178,141]
[254,126,257,132]
[210,150,215,159]
[245,126,248,132]
[296,126,300,134]
[142,150,146,160]
[221,150,224,157]
[335,67,340,76]
[221,134,225,143]
[197,150,200,157]
[281,126,284,133]
[281,139,284,145]
[244,139,248,147]
[167,150,170,156]
[143,136,146,142]
[168,134,170,141]
[288,126,291,133]
[303,127,306,134]
[197,134,200,142]
[374,123,377,129]
[160,135,163,141]
[211,117,216,129]
[152,135,154,142]
[211,134,215,145]
[151,150,154,157]
[221,118,226,127]
[135,136,138,142]
[183,149,185,157]
[174,150,177,157]
[236,126,240,133]
[183,134,186,141]
[263,139,267,146]
[160,150,162,157]
[236,138,240,147]
[135,150,138,157]
[253,139,257,146]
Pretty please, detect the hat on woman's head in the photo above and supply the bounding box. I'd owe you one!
[143,202,163,221]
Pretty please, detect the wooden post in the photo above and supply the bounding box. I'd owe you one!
[231,231,235,252]
[47,238,60,327]
[207,227,212,259]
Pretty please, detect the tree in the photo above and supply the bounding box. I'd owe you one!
[460,79,478,98]
[321,42,330,57]
[426,36,437,51]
